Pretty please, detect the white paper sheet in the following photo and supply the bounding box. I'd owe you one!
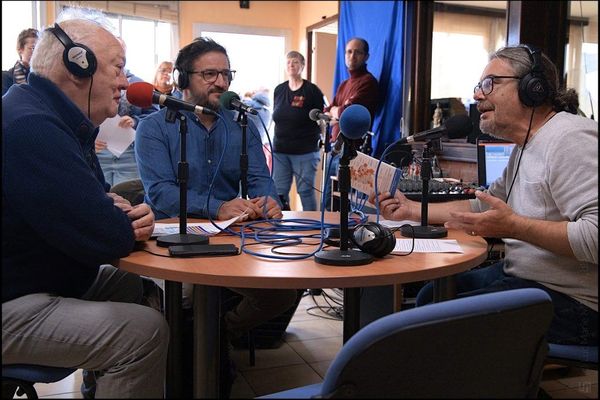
[392,239,464,253]
[97,115,135,157]
[152,214,247,237]
[378,218,420,228]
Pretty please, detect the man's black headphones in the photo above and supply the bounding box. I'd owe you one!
[47,23,97,78]
[325,222,396,258]
[518,44,550,107]
[173,66,189,90]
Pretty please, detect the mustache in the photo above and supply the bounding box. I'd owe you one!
[477,102,494,113]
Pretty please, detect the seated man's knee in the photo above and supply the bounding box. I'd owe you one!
[415,281,434,306]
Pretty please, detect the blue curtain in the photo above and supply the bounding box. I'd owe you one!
[334,0,405,158]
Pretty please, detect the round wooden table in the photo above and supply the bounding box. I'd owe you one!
[118,211,488,398]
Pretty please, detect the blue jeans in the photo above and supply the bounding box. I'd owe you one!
[96,145,139,188]
[273,151,320,211]
[322,153,340,211]
[416,261,598,345]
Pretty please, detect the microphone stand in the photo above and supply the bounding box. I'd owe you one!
[156,108,209,247]
[237,111,249,199]
[320,120,332,210]
[315,138,374,266]
[401,140,448,238]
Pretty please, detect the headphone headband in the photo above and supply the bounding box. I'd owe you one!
[48,23,97,78]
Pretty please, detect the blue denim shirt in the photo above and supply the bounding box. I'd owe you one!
[135,107,279,220]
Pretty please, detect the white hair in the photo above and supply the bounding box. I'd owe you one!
[31,7,117,78]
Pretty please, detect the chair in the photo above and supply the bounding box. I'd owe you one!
[110,178,145,206]
[2,364,76,399]
[259,288,553,398]
[546,343,598,370]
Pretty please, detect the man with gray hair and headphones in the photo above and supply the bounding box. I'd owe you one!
[2,9,169,398]
[371,45,597,346]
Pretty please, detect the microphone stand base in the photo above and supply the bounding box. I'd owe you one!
[314,249,374,266]
[156,233,209,248]
[400,225,448,239]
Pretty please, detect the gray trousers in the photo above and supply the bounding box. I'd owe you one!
[181,284,298,336]
[2,265,169,398]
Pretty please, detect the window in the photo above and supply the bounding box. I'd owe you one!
[431,5,506,109]
[2,1,41,70]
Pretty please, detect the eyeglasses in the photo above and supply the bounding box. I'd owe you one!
[188,69,236,83]
[474,75,520,95]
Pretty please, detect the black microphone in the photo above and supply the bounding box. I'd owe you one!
[126,81,217,116]
[395,114,472,144]
[309,109,336,122]
[219,91,258,115]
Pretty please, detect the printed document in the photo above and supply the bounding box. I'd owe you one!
[97,115,135,157]
[393,239,464,253]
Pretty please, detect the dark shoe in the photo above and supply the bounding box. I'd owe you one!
[80,370,97,399]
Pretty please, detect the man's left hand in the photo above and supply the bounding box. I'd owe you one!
[250,196,283,219]
[444,190,516,237]
[127,203,155,241]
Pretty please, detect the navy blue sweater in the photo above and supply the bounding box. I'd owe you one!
[2,73,136,302]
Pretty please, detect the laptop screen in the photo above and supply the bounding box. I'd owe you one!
[477,140,516,187]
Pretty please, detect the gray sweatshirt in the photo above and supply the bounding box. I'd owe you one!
[470,111,598,311]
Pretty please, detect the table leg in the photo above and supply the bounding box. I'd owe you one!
[343,288,361,343]
[433,276,456,302]
[193,285,221,398]
[164,281,183,398]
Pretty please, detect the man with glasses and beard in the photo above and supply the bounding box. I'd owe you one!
[135,37,298,397]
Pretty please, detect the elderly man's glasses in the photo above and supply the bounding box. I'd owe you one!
[189,69,236,83]
[474,75,520,95]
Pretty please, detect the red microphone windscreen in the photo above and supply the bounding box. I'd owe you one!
[126,81,154,108]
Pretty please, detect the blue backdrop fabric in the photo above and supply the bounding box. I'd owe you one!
[335,0,405,158]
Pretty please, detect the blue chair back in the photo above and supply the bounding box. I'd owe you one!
[546,343,598,370]
[318,288,553,398]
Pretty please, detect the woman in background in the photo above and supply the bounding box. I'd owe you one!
[272,51,325,211]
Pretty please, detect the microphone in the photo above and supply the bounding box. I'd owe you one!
[395,114,472,144]
[331,104,372,155]
[309,109,336,122]
[339,104,371,140]
[219,91,258,115]
[126,82,217,116]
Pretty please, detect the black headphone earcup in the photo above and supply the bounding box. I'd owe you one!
[518,74,548,107]
[518,45,550,107]
[62,43,97,78]
[175,67,188,90]
[352,222,396,258]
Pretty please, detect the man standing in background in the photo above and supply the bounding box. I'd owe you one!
[323,37,379,210]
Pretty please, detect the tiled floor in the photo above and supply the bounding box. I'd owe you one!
[21,290,598,398]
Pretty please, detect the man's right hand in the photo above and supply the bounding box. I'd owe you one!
[217,198,262,221]
[369,190,417,221]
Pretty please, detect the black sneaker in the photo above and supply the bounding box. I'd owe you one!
[80,370,97,399]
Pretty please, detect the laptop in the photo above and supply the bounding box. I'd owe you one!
[476,135,516,188]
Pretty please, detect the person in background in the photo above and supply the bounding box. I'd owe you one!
[2,28,39,96]
[243,87,272,142]
[272,51,325,211]
[153,60,180,98]
[323,37,380,210]
[371,45,597,346]
[135,37,298,397]
[2,9,168,399]
[95,38,157,188]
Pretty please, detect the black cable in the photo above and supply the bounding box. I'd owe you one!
[87,75,93,120]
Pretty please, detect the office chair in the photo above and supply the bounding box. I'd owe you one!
[2,364,76,399]
[259,288,553,398]
[110,178,145,206]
